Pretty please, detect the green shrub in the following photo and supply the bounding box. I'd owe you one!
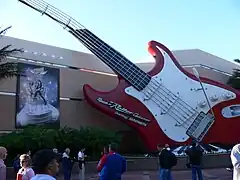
[0,126,121,166]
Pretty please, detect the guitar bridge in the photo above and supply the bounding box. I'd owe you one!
[186,112,215,142]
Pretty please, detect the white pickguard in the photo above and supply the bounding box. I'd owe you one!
[125,49,236,142]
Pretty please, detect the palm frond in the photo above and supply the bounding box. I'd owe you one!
[227,59,240,89]
[0,45,23,62]
[0,26,11,36]
[234,59,240,64]
[0,26,24,80]
[0,62,19,79]
[0,26,23,62]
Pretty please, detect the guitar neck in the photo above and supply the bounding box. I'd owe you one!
[18,0,151,91]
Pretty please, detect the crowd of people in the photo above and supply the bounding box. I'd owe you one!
[0,143,126,180]
[2,141,240,180]
[0,147,86,180]
[0,142,208,180]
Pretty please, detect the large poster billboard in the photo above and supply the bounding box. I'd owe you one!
[16,63,60,128]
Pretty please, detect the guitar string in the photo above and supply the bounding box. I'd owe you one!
[22,0,205,130]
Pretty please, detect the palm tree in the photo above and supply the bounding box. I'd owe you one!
[227,59,240,89]
[0,26,23,80]
[234,59,240,64]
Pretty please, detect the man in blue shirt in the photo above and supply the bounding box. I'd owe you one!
[97,144,126,180]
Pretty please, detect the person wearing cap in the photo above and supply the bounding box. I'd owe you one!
[0,146,7,180]
[16,154,35,180]
[31,149,59,180]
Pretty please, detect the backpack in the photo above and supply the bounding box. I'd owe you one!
[13,159,20,171]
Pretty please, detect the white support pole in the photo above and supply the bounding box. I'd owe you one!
[192,67,215,118]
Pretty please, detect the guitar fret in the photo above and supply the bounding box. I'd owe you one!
[101,48,111,58]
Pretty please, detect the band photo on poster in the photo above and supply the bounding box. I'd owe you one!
[16,63,60,128]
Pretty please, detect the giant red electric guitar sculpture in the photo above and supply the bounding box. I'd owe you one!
[19,0,240,151]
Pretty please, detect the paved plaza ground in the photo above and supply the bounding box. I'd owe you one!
[56,168,232,180]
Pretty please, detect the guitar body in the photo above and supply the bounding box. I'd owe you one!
[84,41,240,151]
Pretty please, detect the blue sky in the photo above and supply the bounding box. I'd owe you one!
[0,0,239,63]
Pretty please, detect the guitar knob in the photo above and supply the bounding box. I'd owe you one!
[198,100,207,108]
[222,92,233,100]
[209,95,218,102]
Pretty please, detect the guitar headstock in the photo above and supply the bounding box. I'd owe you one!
[18,0,83,31]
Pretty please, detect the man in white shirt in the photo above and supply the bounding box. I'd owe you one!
[31,149,59,180]
[231,144,240,180]
[78,148,86,180]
